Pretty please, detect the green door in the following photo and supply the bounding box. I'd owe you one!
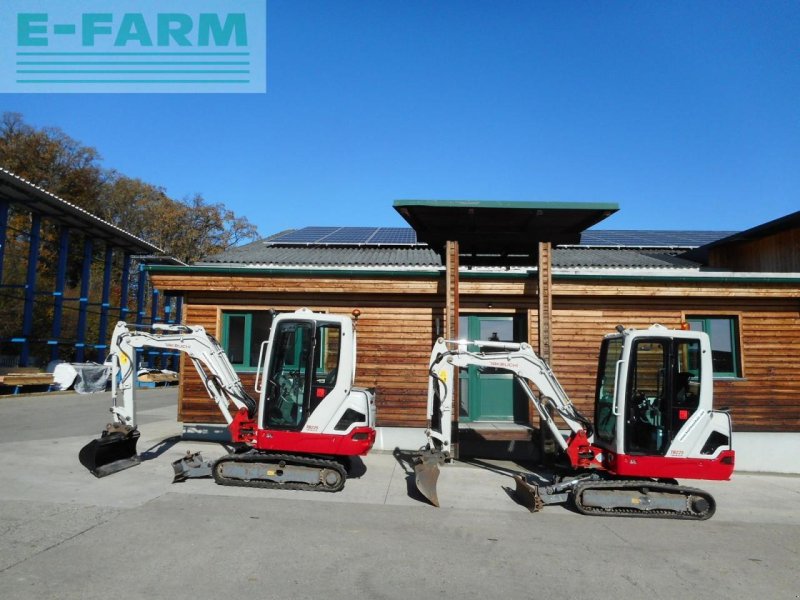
[458,316,522,422]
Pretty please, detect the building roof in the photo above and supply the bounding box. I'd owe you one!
[393,199,619,252]
[682,210,800,262]
[0,167,162,254]
[200,237,709,271]
[262,226,733,249]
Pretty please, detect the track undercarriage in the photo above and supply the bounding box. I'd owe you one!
[172,449,348,493]
[514,472,716,520]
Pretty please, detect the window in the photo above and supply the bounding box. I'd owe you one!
[263,320,342,431]
[686,316,742,378]
[221,311,274,371]
[594,337,624,443]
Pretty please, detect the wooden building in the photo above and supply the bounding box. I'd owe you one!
[148,201,800,473]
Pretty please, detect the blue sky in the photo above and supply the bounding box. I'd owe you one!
[2,1,799,237]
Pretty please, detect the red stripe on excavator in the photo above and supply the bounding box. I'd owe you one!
[254,427,376,456]
[603,451,735,481]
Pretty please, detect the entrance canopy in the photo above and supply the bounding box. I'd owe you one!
[394,199,618,255]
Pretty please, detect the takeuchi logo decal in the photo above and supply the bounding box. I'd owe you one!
[3,1,266,94]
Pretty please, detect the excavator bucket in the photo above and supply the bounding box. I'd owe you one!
[78,429,141,478]
[413,450,444,507]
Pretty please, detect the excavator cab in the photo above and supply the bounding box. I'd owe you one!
[262,317,345,430]
[592,327,734,481]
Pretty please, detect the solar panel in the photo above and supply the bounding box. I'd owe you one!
[266,226,419,246]
[321,227,379,244]
[369,227,417,244]
[271,226,340,244]
[580,230,736,247]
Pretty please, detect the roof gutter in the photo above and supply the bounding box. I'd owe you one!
[146,263,800,284]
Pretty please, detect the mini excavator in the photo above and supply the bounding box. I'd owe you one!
[79,309,376,492]
[414,325,735,519]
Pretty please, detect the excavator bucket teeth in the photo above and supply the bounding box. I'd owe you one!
[413,451,444,507]
[78,430,141,478]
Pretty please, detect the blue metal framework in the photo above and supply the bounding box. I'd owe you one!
[49,226,70,361]
[0,169,179,375]
[74,237,93,363]
[20,213,41,366]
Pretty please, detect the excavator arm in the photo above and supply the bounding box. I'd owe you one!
[415,337,596,506]
[79,321,257,477]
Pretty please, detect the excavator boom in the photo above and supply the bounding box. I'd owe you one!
[79,321,257,477]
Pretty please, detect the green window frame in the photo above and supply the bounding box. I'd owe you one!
[686,315,742,378]
[221,311,274,371]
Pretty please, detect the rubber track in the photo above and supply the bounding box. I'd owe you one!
[212,452,347,493]
[573,480,716,520]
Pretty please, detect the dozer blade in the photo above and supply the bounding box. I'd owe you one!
[171,451,212,482]
[413,450,444,507]
[78,429,141,478]
[513,475,544,512]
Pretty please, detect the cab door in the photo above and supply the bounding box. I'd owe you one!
[593,336,625,451]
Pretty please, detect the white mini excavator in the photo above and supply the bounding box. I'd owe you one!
[414,325,735,519]
[79,309,376,493]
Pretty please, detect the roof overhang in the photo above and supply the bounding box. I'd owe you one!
[0,168,162,255]
[394,199,618,255]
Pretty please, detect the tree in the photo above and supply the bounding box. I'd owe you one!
[0,112,261,263]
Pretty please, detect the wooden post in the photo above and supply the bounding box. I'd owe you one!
[537,241,554,459]
[537,241,553,364]
[445,240,460,459]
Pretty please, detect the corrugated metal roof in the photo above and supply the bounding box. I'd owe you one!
[0,167,163,254]
[200,241,441,268]
[200,242,701,270]
[553,249,698,269]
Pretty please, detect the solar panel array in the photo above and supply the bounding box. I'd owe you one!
[580,230,736,247]
[266,226,734,248]
[267,226,419,246]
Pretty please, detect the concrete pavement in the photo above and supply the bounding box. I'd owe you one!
[1,388,798,599]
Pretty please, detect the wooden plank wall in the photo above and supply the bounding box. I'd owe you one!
[551,296,800,432]
[709,226,800,272]
[154,272,800,434]
[177,291,447,428]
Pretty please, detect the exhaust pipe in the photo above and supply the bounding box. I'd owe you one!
[78,429,141,478]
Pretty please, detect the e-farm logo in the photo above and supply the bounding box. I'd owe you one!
[2,1,266,93]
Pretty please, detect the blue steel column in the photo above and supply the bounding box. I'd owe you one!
[135,262,146,327]
[96,244,113,362]
[135,262,147,367]
[0,199,9,285]
[20,213,42,367]
[150,283,161,366]
[75,237,93,363]
[50,227,70,362]
[119,253,131,322]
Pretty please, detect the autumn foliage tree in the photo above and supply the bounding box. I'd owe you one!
[0,112,260,365]
[0,112,259,261]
